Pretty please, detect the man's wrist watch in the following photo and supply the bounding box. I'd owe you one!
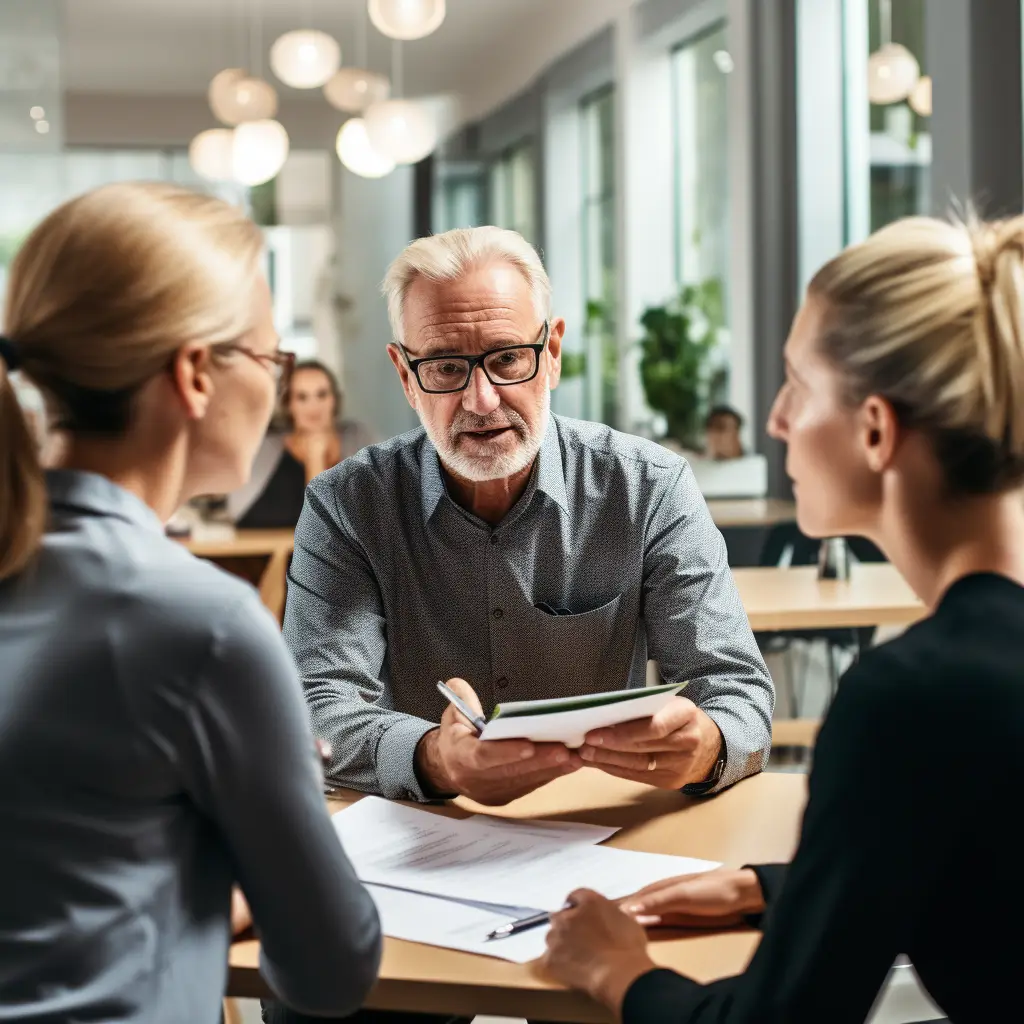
[681,739,727,796]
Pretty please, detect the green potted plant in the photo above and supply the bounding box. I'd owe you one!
[637,277,727,448]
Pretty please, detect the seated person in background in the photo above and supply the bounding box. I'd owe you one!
[0,182,380,1023]
[539,214,1024,1023]
[230,359,374,529]
[284,226,773,808]
[704,405,745,460]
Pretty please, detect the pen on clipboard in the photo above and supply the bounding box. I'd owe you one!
[486,901,574,941]
[436,680,487,735]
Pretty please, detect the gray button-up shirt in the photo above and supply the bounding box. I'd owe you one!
[0,471,380,1024]
[286,415,774,802]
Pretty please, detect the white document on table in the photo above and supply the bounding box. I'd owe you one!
[364,884,550,963]
[467,814,619,845]
[332,797,719,912]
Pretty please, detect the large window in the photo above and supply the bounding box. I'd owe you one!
[672,24,730,295]
[433,164,485,234]
[580,86,618,427]
[489,140,537,243]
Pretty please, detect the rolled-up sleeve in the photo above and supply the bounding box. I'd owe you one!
[284,473,438,801]
[642,463,774,790]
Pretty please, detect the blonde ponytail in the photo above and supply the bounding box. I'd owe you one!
[0,181,264,580]
[809,213,1024,495]
[0,358,46,581]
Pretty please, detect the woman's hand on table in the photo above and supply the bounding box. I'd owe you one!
[540,889,657,1014]
[620,866,766,928]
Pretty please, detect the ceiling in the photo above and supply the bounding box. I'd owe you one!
[63,0,553,102]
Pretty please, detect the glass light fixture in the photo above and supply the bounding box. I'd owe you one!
[189,128,235,181]
[867,43,920,105]
[867,0,919,105]
[368,0,446,41]
[364,99,438,164]
[336,118,396,178]
[270,29,341,89]
[232,119,290,185]
[208,68,245,123]
[909,74,932,117]
[211,75,278,126]
[324,68,391,113]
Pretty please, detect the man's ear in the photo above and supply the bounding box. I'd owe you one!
[169,344,215,421]
[861,395,900,473]
[546,318,566,390]
[387,343,419,411]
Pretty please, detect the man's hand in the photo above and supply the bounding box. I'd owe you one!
[539,890,656,1013]
[231,888,253,937]
[415,678,583,805]
[579,697,723,789]
[619,867,765,928]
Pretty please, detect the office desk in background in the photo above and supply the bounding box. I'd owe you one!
[228,769,806,1023]
[733,563,924,632]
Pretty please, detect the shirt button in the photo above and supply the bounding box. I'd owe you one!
[492,607,504,620]
[496,677,509,689]
[490,535,499,545]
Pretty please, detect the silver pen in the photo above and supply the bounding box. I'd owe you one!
[486,901,573,941]
[435,680,487,734]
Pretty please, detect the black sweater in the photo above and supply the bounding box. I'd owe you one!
[624,573,1024,1024]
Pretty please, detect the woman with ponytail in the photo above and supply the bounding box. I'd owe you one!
[0,183,380,1022]
[540,215,1024,1023]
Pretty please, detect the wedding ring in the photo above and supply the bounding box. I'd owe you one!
[647,755,657,772]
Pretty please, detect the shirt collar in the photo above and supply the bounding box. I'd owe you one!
[419,414,569,524]
[46,469,166,535]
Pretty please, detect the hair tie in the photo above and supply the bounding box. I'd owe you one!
[0,336,21,372]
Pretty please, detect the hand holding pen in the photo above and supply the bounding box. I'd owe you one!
[414,678,583,807]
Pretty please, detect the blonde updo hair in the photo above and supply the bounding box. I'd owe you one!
[809,214,1024,495]
[0,181,265,581]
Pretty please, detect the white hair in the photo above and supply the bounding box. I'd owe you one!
[381,226,552,344]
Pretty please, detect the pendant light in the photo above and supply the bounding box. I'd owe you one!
[867,0,920,105]
[336,118,396,178]
[367,0,445,42]
[324,6,390,113]
[231,0,289,184]
[189,128,236,181]
[364,42,437,165]
[909,75,932,117]
[270,1,340,90]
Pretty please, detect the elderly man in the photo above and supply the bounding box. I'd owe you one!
[283,226,773,808]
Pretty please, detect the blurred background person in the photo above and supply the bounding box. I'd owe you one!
[703,405,745,460]
[229,360,374,529]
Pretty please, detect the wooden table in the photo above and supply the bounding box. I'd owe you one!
[705,498,796,529]
[180,529,293,622]
[732,563,924,632]
[228,770,805,1022]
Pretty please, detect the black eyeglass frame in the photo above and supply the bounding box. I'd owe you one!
[398,320,551,395]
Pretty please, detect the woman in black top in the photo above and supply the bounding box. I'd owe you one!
[540,214,1024,1023]
[234,361,374,528]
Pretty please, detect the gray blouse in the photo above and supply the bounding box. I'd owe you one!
[0,470,381,1023]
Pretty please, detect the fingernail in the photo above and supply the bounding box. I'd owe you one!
[580,745,594,761]
[555,750,568,764]
[590,735,603,746]
[520,746,534,760]
[636,915,661,927]
[624,904,642,914]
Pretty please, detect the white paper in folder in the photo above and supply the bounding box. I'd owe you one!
[479,681,686,748]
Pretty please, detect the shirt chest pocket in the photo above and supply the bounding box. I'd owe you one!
[511,592,633,698]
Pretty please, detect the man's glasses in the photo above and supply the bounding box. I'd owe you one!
[219,343,295,394]
[400,321,550,395]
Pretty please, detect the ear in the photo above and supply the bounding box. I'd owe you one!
[860,395,900,473]
[546,318,565,391]
[169,345,215,421]
[387,343,419,412]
